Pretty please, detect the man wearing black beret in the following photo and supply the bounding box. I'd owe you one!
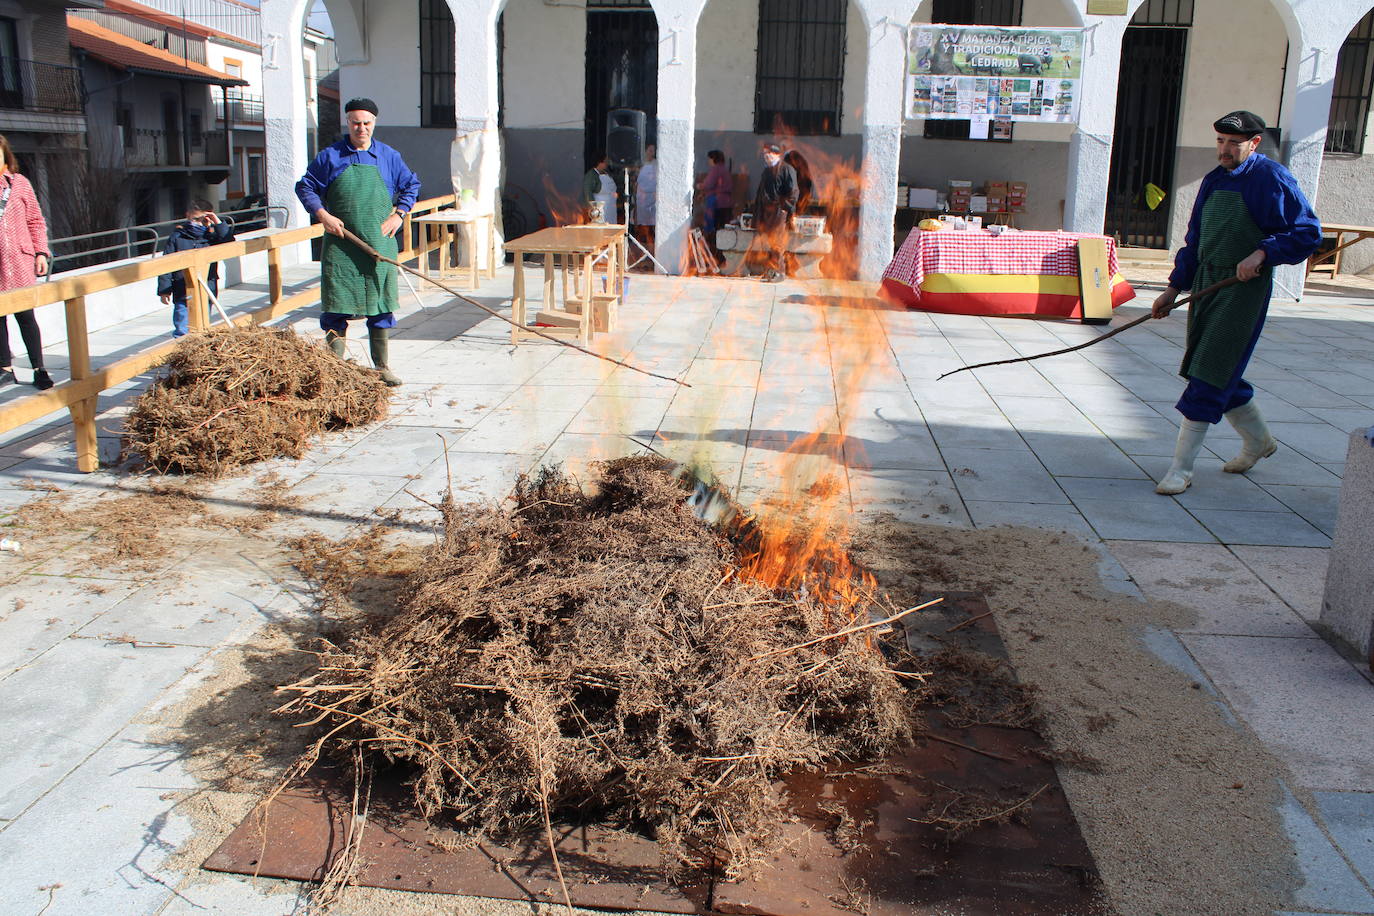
[296,98,420,386]
[1149,110,1321,495]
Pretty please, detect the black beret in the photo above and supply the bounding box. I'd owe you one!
[1213,110,1265,137]
[344,98,379,116]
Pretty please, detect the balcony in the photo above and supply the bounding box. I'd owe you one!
[0,58,84,115]
[218,93,264,126]
[125,128,230,170]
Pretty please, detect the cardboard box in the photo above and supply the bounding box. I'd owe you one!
[986,181,1008,193]
[908,187,939,208]
[985,198,1006,213]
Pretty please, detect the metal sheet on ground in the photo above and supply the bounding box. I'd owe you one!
[202,771,709,913]
[203,593,1103,914]
[713,594,1103,916]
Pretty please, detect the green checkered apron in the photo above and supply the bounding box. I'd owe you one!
[1179,190,1270,389]
[320,163,398,317]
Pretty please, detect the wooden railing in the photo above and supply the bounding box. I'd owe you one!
[0,194,458,473]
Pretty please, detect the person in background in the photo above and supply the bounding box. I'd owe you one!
[1150,110,1321,495]
[784,150,814,214]
[752,142,798,283]
[633,143,657,252]
[697,149,733,263]
[158,198,234,338]
[0,133,53,390]
[296,97,420,387]
[581,152,617,223]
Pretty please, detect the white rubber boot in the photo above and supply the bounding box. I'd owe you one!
[1222,401,1277,473]
[1155,419,1210,495]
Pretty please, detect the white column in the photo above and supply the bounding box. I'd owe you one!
[651,0,709,275]
[1062,5,1128,236]
[261,0,311,236]
[856,2,918,282]
[1271,0,1369,299]
[450,0,504,265]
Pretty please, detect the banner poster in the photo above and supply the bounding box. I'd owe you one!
[906,25,1083,125]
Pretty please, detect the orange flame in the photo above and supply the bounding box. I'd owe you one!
[720,135,891,628]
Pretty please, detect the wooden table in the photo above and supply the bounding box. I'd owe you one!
[1307,223,1374,278]
[504,225,627,346]
[412,208,497,289]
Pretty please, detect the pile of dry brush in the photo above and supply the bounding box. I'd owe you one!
[124,326,388,476]
[279,457,916,878]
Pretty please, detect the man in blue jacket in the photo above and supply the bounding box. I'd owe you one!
[158,198,234,337]
[295,98,420,386]
[1150,111,1321,495]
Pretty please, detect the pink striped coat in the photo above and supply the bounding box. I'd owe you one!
[0,172,49,292]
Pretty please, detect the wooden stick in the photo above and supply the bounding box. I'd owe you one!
[336,227,688,387]
[924,732,1015,763]
[936,276,1242,380]
[748,597,943,662]
[945,610,994,633]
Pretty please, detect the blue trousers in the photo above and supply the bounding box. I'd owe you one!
[1175,312,1266,423]
[319,311,397,333]
[170,278,218,338]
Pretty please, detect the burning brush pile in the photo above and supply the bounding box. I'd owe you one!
[124,327,389,475]
[280,456,916,877]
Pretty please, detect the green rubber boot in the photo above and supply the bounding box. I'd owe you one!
[325,329,346,359]
[368,328,402,387]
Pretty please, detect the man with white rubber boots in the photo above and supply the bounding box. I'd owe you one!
[1150,111,1321,495]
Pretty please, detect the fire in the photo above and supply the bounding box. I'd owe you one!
[708,136,893,628]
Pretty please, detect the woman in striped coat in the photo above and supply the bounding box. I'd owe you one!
[0,134,52,389]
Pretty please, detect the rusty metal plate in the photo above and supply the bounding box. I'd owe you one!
[713,593,1104,915]
[204,593,1103,914]
[203,768,709,913]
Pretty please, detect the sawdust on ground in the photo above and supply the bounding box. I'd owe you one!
[145,509,1298,916]
[851,516,1297,916]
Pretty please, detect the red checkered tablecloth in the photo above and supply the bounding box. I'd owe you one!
[883,229,1123,293]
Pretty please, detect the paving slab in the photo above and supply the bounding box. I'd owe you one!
[1278,786,1374,914]
[1181,635,1374,792]
[1313,791,1374,889]
[0,724,204,916]
[964,501,1096,537]
[1189,508,1332,548]
[1231,545,1330,625]
[941,446,1068,504]
[1109,541,1315,637]
[0,636,208,820]
[1071,495,1217,542]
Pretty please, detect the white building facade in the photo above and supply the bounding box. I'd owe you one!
[259,0,1374,288]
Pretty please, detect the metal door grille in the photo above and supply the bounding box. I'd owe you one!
[419,0,456,128]
[585,7,658,168]
[1104,25,1188,248]
[754,0,847,136]
[1327,10,1374,154]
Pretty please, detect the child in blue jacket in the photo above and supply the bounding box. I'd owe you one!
[157,199,234,337]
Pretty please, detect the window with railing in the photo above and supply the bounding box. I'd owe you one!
[1327,9,1374,154]
[218,91,264,125]
[419,0,455,128]
[922,0,1023,141]
[754,0,847,136]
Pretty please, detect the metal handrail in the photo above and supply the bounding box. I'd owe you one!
[47,205,284,274]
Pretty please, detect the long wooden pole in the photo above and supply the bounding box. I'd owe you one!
[936,276,1242,381]
[336,227,688,387]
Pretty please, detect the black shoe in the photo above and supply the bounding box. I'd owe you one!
[0,369,14,386]
[762,269,785,283]
[33,369,53,390]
